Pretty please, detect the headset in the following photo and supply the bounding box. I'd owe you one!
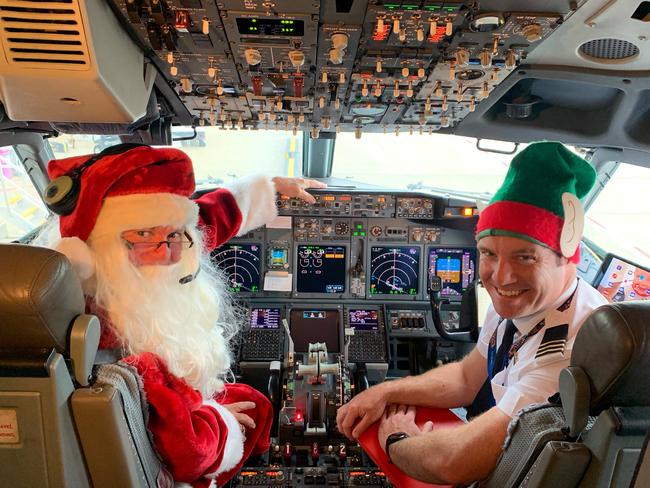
[43,143,149,216]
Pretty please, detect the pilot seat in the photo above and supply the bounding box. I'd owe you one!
[0,244,164,487]
[480,300,650,488]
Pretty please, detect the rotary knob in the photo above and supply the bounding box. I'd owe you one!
[521,23,542,43]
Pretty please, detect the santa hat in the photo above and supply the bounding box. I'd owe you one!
[47,145,199,279]
[476,142,596,263]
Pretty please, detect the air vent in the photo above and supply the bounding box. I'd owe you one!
[578,38,640,63]
[0,0,89,70]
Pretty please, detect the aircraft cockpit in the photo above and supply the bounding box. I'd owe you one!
[0,0,649,487]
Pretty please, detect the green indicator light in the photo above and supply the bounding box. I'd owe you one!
[357,224,362,229]
[354,231,359,236]
[360,232,366,236]
[251,18,257,22]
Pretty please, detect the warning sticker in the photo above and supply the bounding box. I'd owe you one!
[0,409,19,444]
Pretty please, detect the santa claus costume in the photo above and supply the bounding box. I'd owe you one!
[46,145,278,487]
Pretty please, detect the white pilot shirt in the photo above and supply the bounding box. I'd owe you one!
[477,278,607,417]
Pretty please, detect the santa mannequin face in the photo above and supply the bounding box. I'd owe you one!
[121,225,192,266]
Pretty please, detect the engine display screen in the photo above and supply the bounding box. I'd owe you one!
[211,243,261,293]
[296,245,346,294]
[594,254,650,303]
[348,309,379,331]
[289,309,340,353]
[236,18,305,36]
[428,248,477,298]
[250,308,281,329]
[370,246,420,295]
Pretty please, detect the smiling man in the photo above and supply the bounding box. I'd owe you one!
[336,142,607,485]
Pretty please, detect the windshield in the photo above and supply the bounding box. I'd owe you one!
[584,163,650,268]
[48,128,301,188]
[331,133,523,196]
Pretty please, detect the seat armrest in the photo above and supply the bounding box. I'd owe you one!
[521,441,591,488]
[71,386,152,488]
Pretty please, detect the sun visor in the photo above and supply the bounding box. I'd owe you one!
[0,0,155,124]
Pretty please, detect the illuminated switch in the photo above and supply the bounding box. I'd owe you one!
[174,10,190,33]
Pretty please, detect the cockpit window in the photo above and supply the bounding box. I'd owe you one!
[0,146,49,242]
[584,163,650,268]
[48,129,301,190]
[331,132,520,196]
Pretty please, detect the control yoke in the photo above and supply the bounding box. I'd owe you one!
[429,276,479,343]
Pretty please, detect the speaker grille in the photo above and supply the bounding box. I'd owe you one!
[0,0,89,70]
[579,38,639,60]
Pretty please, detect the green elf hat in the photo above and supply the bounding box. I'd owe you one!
[476,142,596,263]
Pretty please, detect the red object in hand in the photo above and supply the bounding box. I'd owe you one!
[357,407,463,488]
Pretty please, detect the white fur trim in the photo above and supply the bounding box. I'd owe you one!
[54,236,96,281]
[203,399,245,477]
[89,193,199,240]
[224,175,278,236]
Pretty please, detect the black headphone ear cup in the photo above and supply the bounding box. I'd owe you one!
[43,175,80,216]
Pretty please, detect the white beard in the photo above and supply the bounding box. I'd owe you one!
[87,227,242,398]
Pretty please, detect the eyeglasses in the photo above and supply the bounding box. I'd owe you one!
[122,230,194,254]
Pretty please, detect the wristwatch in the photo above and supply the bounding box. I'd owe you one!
[385,432,410,463]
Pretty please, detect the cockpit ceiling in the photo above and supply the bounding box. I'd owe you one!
[0,0,649,151]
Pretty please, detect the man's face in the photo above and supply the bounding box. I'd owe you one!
[478,235,576,319]
[121,225,187,266]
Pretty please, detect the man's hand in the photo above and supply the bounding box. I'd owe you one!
[272,176,327,204]
[224,401,257,434]
[378,405,434,454]
[336,384,391,440]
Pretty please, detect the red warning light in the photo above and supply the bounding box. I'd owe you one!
[372,24,391,41]
[428,25,447,42]
[295,411,303,422]
[174,10,190,32]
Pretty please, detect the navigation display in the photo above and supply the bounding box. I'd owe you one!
[370,246,420,295]
[289,309,340,353]
[348,309,379,331]
[428,248,477,298]
[594,254,650,303]
[250,308,281,329]
[296,245,346,294]
[211,243,261,293]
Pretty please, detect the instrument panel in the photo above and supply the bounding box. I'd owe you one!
[214,191,477,303]
[219,190,478,487]
[110,0,574,135]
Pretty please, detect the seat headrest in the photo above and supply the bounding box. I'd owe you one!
[0,244,84,353]
[571,301,650,413]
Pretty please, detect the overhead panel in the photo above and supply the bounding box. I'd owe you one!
[94,1,574,135]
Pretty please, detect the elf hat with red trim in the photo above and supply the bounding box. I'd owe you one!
[476,142,596,263]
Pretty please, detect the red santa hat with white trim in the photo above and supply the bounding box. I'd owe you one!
[45,144,199,279]
[476,141,597,262]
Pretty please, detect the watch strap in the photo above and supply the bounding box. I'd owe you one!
[385,432,410,463]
